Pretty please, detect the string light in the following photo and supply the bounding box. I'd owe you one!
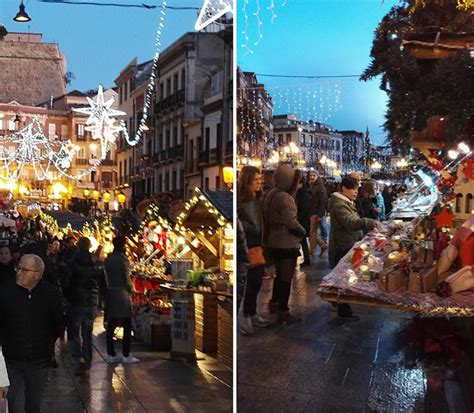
[240,0,286,55]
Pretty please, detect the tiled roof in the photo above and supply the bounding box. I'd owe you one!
[201,189,233,221]
[0,40,66,106]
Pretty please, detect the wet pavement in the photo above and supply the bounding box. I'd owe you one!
[43,314,232,413]
[237,254,464,412]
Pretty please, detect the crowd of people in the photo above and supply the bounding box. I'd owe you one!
[237,164,407,334]
[0,216,138,413]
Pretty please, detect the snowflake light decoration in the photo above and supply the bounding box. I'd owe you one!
[195,0,233,31]
[0,118,80,181]
[73,85,126,159]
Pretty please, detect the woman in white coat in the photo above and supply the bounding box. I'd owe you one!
[0,347,9,398]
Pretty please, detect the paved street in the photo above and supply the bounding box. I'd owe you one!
[237,255,463,412]
[43,314,232,413]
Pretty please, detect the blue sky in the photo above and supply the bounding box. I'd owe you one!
[237,0,399,145]
[0,0,203,91]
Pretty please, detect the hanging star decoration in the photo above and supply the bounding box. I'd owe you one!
[73,85,126,159]
[433,208,455,229]
[195,0,233,31]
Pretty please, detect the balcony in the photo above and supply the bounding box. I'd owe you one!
[209,148,219,163]
[76,158,90,165]
[155,89,185,113]
[199,151,209,164]
[225,140,233,155]
[101,159,116,166]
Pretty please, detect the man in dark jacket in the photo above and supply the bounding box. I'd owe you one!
[68,237,100,378]
[308,170,328,257]
[0,254,64,413]
[296,178,312,266]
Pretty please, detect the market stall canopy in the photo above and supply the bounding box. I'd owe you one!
[181,190,232,230]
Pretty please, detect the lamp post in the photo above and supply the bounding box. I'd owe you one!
[117,191,126,209]
[222,166,234,191]
[102,191,111,212]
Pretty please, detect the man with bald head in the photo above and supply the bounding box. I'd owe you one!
[0,254,64,413]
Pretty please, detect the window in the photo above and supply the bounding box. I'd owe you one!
[159,83,164,100]
[119,161,123,184]
[124,81,128,101]
[215,176,220,190]
[456,194,463,213]
[102,171,113,185]
[173,73,179,93]
[165,129,170,149]
[301,134,305,145]
[173,127,177,147]
[172,171,177,190]
[465,194,473,214]
[61,124,68,139]
[181,69,185,90]
[205,177,209,189]
[158,175,162,192]
[205,127,210,150]
[124,159,127,178]
[166,78,171,97]
[216,123,221,147]
[119,86,123,105]
[76,124,85,139]
[278,134,283,145]
[165,173,170,191]
[48,124,56,140]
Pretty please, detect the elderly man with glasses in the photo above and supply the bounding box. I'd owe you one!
[0,254,64,413]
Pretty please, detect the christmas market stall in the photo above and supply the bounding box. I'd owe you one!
[164,188,233,367]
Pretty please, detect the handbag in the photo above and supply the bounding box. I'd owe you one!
[247,246,266,269]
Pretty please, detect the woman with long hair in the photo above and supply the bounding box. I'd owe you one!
[238,166,272,335]
[264,165,306,324]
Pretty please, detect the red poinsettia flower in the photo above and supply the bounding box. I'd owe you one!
[461,159,474,180]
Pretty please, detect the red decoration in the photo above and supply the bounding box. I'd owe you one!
[459,233,474,268]
[461,158,474,180]
[433,208,454,228]
[351,247,364,268]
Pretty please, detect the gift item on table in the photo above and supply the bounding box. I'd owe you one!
[408,265,438,293]
[383,251,409,269]
[351,246,365,268]
[378,269,405,292]
[414,240,435,265]
[437,244,458,275]
[446,266,474,294]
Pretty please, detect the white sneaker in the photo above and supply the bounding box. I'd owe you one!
[122,355,140,364]
[239,316,255,335]
[106,355,122,364]
[251,315,273,328]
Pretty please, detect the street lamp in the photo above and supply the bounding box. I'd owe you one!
[117,191,126,208]
[371,161,382,171]
[103,191,111,212]
[13,0,31,22]
[222,166,233,190]
[83,189,90,199]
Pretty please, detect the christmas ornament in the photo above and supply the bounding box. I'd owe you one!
[195,0,233,31]
[72,85,126,159]
[433,208,454,228]
[461,158,474,180]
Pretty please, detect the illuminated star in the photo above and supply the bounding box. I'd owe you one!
[195,0,233,31]
[73,85,125,140]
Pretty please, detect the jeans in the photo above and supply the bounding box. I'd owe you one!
[70,305,97,369]
[319,215,328,243]
[242,266,264,317]
[106,318,132,357]
[6,361,48,413]
[309,215,326,253]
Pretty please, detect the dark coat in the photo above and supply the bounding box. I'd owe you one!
[310,178,328,217]
[0,261,15,284]
[104,252,132,319]
[0,278,64,367]
[328,192,376,268]
[236,219,248,309]
[361,197,378,219]
[296,184,311,233]
[69,250,100,307]
[237,197,262,248]
[264,166,306,250]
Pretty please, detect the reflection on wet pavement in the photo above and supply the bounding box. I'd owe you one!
[237,259,447,412]
[43,315,232,413]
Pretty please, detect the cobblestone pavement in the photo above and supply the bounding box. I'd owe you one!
[42,314,232,413]
[237,255,462,413]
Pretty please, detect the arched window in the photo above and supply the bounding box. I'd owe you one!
[465,193,473,214]
[456,193,464,213]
